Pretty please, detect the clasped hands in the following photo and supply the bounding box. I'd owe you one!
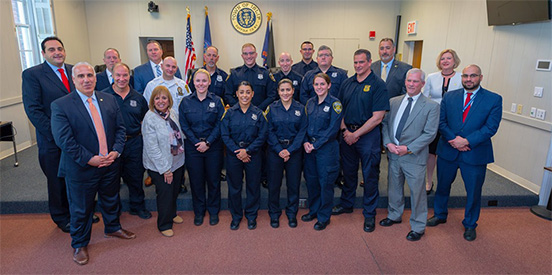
[343,130,359,145]
[87,151,118,168]
[386,143,409,156]
[448,136,470,151]
[278,149,290,162]
[235,148,251,163]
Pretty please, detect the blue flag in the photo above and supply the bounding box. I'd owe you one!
[261,13,275,69]
[204,7,212,51]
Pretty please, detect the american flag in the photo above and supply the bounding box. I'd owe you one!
[184,11,196,84]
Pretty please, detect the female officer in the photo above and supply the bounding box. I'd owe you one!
[179,69,225,226]
[301,73,343,231]
[265,79,307,228]
[221,81,267,230]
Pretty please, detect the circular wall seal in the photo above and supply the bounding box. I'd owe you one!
[230,1,262,35]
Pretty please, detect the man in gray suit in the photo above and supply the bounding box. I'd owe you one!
[381,68,439,241]
[370,38,412,99]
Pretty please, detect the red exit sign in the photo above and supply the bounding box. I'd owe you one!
[407,20,417,35]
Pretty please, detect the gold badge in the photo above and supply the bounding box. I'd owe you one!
[363,85,371,92]
[333,101,342,114]
[177,86,183,96]
[230,2,262,35]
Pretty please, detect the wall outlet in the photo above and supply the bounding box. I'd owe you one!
[516,104,523,114]
[530,107,537,118]
[511,103,517,113]
[536,109,546,120]
[534,87,543,98]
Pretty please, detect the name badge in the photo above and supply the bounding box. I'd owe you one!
[295,110,301,117]
[323,106,330,112]
[251,114,258,120]
[209,102,215,108]
[331,72,337,78]
[177,86,184,96]
[293,80,298,86]
[217,75,223,82]
[130,100,137,107]
[258,74,263,80]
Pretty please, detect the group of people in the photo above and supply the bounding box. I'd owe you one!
[22,36,502,266]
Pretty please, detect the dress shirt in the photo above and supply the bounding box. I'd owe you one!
[46,61,69,82]
[393,93,422,144]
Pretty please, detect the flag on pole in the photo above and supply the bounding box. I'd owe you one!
[184,6,196,84]
[261,12,275,69]
[204,6,212,51]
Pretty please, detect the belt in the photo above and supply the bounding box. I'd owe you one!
[238,141,250,148]
[279,139,293,145]
[309,137,317,143]
[125,132,141,141]
[346,124,362,131]
[199,137,207,142]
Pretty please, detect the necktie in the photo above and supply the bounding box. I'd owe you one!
[463,92,472,122]
[58,68,71,92]
[155,64,162,77]
[395,97,413,141]
[87,98,108,156]
[109,74,113,84]
[381,64,388,82]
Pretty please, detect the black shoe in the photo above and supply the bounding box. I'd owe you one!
[464,228,476,241]
[220,172,226,181]
[426,216,447,227]
[379,218,401,227]
[180,184,188,194]
[230,220,240,230]
[194,215,204,226]
[360,181,365,188]
[247,219,257,230]
[209,215,219,226]
[364,217,376,232]
[129,209,152,219]
[288,217,298,228]
[92,214,100,224]
[270,218,279,228]
[301,213,316,222]
[58,222,71,233]
[406,230,424,241]
[314,220,330,231]
[334,176,344,189]
[261,180,268,189]
[331,205,353,215]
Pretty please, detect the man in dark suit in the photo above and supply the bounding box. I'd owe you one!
[133,40,182,93]
[95,48,134,91]
[370,38,412,99]
[51,62,136,265]
[427,64,502,241]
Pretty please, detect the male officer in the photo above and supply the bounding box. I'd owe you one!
[273,52,303,101]
[300,45,348,104]
[224,43,277,111]
[291,41,318,76]
[102,63,151,219]
[188,46,228,101]
[427,65,502,241]
[370,38,412,99]
[134,40,182,93]
[333,49,389,233]
[381,68,439,241]
[51,62,136,265]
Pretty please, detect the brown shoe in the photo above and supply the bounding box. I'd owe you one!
[144,176,152,187]
[105,228,136,239]
[73,247,89,265]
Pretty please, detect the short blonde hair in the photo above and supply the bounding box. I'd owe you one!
[148,86,173,111]
[193,68,211,82]
[436,49,461,70]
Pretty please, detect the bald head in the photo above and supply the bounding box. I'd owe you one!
[461,64,483,91]
[162,56,178,80]
[278,52,293,74]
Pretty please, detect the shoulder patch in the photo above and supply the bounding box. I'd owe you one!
[264,105,270,115]
[332,101,342,114]
[269,72,275,82]
[221,109,228,121]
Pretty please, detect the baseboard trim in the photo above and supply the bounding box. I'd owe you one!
[488,163,540,194]
[0,141,33,160]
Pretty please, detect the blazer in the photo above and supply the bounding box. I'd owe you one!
[382,93,440,165]
[437,87,502,165]
[22,61,74,143]
[50,90,126,179]
[95,70,135,91]
[133,62,182,93]
[371,59,412,99]
[423,71,462,105]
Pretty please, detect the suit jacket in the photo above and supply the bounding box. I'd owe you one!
[95,70,135,91]
[50,90,126,179]
[371,59,412,99]
[22,62,74,143]
[133,62,182,93]
[382,93,440,165]
[437,87,502,165]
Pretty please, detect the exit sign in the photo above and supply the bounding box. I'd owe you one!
[407,20,417,35]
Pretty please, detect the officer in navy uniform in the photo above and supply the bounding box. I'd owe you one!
[102,63,151,219]
[179,69,225,226]
[291,41,318,76]
[224,43,277,110]
[221,81,268,230]
[333,49,390,233]
[265,79,307,229]
[301,73,343,231]
[300,45,348,104]
[188,46,228,101]
[273,52,303,102]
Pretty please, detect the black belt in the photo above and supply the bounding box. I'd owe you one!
[199,137,207,142]
[346,124,362,131]
[238,141,250,148]
[309,137,317,143]
[279,139,293,145]
[125,132,141,141]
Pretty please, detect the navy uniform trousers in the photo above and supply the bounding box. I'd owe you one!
[267,148,302,220]
[226,148,261,222]
[120,135,146,211]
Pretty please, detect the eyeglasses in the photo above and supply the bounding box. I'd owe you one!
[461,74,480,78]
[318,53,331,58]
[301,48,313,51]
[242,52,255,56]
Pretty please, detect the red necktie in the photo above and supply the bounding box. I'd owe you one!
[87,98,108,156]
[463,92,472,122]
[58,68,71,93]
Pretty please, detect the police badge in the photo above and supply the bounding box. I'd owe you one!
[363,85,371,92]
[323,106,330,112]
[177,86,184,96]
[217,75,223,82]
[293,80,298,86]
[295,110,301,116]
[209,102,215,108]
[332,72,337,78]
[130,100,137,107]
[258,74,263,80]
[252,113,258,120]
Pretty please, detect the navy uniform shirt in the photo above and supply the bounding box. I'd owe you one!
[224,64,277,110]
[178,92,225,145]
[272,69,303,102]
[103,85,148,136]
[304,95,343,149]
[340,72,390,127]
[221,104,268,154]
[265,100,307,154]
[292,60,318,76]
[188,67,228,101]
[300,66,348,104]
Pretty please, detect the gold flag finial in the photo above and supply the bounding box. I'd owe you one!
[267,12,272,21]
[186,6,190,13]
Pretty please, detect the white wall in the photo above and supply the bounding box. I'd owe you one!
[52,0,91,63]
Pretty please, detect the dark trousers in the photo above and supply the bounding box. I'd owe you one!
[340,128,381,218]
[267,149,302,219]
[304,140,339,223]
[37,135,70,227]
[66,161,121,248]
[185,141,223,217]
[226,149,261,221]
[434,157,487,229]
[149,166,184,231]
[120,136,146,211]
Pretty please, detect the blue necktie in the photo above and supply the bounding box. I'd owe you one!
[155,64,162,77]
[395,97,413,141]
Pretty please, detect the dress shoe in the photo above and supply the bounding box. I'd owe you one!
[379,218,402,227]
[180,184,188,194]
[261,180,268,189]
[334,176,344,189]
[270,218,279,228]
[160,229,174,237]
[247,219,257,230]
[105,228,136,239]
[364,217,376,232]
[288,217,298,228]
[406,230,424,241]
[331,205,353,215]
[230,220,240,230]
[129,209,152,219]
[73,247,89,265]
[426,216,447,227]
[314,220,330,231]
[92,214,100,224]
[58,222,71,233]
[360,181,365,188]
[144,176,153,187]
[209,215,219,226]
[194,215,204,226]
[220,172,226,181]
[173,216,184,224]
[426,182,434,195]
[301,213,316,222]
[464,228,477,241]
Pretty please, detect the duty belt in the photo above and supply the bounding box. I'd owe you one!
[125,132,141,141]
[199,137,207,142]
[309,137,317,143]
[279,139,293,145]
[238,141,250,148]
[346,124,361,131]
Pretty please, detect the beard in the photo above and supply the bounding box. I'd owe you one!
[462,81,480,91]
